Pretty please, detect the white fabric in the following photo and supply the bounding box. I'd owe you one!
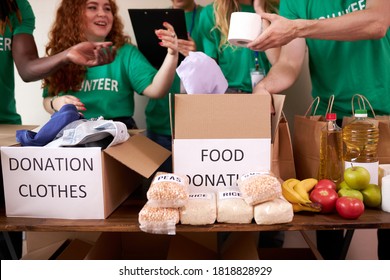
[45,120,129,148]
[176,51,228,94]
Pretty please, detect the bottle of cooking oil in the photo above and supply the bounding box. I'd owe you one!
[318,113,343,183]
[342,109,379,184]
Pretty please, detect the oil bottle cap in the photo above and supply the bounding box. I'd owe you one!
[354,109,368,117]
[325,113,337,121]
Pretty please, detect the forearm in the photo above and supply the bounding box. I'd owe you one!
[255,38,306,94]
[294,1,389,41]
[16,51,70,82]
[143,53,179,98]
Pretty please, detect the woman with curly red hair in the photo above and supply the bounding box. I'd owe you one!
[42,0,179,129]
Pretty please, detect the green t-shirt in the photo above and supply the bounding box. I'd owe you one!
[199,3,271,93]
[145,5,204,136]
[280,0,390,118]
[43,44,157,120]
[0,0,35,124]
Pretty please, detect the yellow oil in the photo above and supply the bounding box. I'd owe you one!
[342,122,379,163]
[318,124,343,183]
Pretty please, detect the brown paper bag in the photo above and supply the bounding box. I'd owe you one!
[293,97,326,180]
[342,94,390,164]
[271,112,296,180]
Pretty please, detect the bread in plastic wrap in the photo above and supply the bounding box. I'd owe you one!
[254,197,293,225]
[147,172,189,208]
[237,171,282,206]
[180,193,216,225]
[138,202,180,235]
[217,190,253,224]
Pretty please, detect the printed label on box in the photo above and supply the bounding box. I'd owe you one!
[173,138,271,193]
[1,147,104,219]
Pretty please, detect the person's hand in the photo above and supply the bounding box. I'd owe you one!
[247,13,297,51]
[155,21,178,56]
[178,34,197,57]
[52,95,86,113]
[252,84,275,114]
[66,41,116,67]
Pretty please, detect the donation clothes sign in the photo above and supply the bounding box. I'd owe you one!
[173,138,271,193]
[1,146,104,219]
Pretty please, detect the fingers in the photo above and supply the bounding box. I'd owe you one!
[155,22,178,55]
[59,96,86,112]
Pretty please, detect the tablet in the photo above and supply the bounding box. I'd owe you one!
[128,9,188,69]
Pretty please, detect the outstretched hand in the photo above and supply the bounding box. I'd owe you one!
[248,13,297,51]
[66,41,116,67]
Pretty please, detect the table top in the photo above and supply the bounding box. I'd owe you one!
[1,196,390,233]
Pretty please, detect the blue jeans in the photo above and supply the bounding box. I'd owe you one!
[146,130,172,173]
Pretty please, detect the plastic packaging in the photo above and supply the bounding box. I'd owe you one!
[254,197,294,225]
[146,172,189,208]
[138,202,180,235]
[216,190,253,224]
[237,171,281,206]
[180,193,216,225]
[318,113,343,183]
[342,109,379,183]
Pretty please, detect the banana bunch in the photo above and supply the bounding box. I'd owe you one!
[282,178,321,212]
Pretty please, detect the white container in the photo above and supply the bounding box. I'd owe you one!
[381,175,390,212]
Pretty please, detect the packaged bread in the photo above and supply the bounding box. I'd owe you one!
[180,193,216,225]
[254,197,293,225]
[237,171,282,206]
[217,190,253,224]
[138,202,180,235]
[147,172,189,208]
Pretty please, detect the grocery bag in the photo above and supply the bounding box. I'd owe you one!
[342,94,390,164]
[271,112,296,180]
[271,95,296,180]
[293,97,326,180]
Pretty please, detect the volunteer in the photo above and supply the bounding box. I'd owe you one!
[250,0,390,259]
[42,0,178,131]
[0,0,115,259]
[145,0,204,173]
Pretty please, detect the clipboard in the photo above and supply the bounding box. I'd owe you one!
[128,9,188,69]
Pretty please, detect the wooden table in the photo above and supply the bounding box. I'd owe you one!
[1,196,390,260]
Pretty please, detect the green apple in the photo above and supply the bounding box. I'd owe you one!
[338,188,364,201]
[343,166,370,190]
[338,181,350,191]
[361,184,381,208]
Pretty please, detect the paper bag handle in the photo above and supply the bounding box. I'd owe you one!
[351,94,376,119]
[304,96,320,117]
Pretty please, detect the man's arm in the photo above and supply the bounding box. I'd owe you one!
[253,38,306,95]
[248,0,389,51]
[12,34,115,82]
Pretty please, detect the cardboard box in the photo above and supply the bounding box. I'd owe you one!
[85,232,259,260]
[172,94,271,193]
[0,125,170,219]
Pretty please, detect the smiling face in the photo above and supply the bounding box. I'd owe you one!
[83,0,113,42]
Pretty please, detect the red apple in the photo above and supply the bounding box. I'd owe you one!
[336,197,365,219]
[309,188,338,213]
[314,179,337,191]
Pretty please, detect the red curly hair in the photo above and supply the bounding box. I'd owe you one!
[43,0,129,96]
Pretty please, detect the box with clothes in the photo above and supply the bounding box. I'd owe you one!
[0,122,170,219]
